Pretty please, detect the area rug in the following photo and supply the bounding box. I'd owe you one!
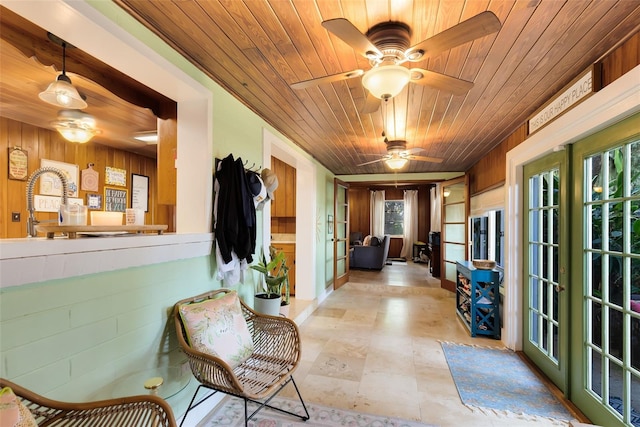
[198,395,437,427]
[441,341,573,423]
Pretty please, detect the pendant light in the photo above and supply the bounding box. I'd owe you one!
[52,110,97,144]
[38,34,87,109]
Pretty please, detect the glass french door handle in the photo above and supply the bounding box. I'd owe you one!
[555,284,566,292]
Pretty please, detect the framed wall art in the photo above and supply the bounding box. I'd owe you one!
[104,187,128,212]
[105,166,127,186]
[40,159,79,197]
[87,193,102,210]
[8,147,28,180]
[131,174,149,212]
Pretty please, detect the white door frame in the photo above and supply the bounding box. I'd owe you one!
[503,66,640,350]
[262,128,317,301]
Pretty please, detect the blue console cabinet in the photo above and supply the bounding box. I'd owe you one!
[456,261,500,339]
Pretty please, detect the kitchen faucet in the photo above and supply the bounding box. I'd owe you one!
[26,167,68,237]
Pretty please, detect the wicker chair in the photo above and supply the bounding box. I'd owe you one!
[0,378,176,426]
[174,289,309,427]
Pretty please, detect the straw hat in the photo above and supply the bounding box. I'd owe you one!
[261,168,279,200]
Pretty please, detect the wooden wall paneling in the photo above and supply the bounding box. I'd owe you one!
[388,238,402,259]
[468,124,527,195]
[285,161,296,217]
[348,187,370,237]
[0,117,163,239]
[602,33,639,86]
[157,102,177,206]
[417,186,431,243]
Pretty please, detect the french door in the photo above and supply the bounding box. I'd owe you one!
[523,149,570,392]
[523,113,640,427]
[333,178,350,289]
[570,114,640,427]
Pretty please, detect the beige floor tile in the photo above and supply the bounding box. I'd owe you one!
[287,263,573,427]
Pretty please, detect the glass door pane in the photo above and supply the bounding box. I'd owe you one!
[570,112,640,427]
[523,150,568,391]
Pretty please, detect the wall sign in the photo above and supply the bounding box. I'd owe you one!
[104,187,128,212]
[131,174,149,212]
[105,166,127,186]
[34,195,83,213]
[528,66,598,135]
[8,147,28,180]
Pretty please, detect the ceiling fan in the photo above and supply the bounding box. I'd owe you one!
[291,11,501,112]
[357,140,444,170]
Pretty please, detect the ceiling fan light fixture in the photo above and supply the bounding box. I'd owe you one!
[362,65,411,99]
[52,110,97,143]
[385,157,408,170]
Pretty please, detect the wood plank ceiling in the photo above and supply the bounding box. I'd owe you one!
[114,0,640,175]
[4,2,639,174]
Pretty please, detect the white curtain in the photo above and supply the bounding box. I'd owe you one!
[370,190,385,236]
[400,190,418,259]
[430,184,442,232]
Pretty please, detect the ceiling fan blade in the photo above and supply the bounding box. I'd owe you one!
[291,69,364,90]
[410,68,473,95]
[360,91,380,114]
[406,11,501,60]
[357,158,385,166]
[404,147,424,154]
[409,155,444,163]
[322,18,383,59]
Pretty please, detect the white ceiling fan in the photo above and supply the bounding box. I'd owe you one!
[291,11,501,113]
[358,140,443,170]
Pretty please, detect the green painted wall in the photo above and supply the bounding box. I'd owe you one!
[0,1,339,420]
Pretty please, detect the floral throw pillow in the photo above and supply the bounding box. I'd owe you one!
[178,291,254,368]
[0,387,37,427]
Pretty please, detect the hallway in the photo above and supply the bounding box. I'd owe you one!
[284,261,581,426]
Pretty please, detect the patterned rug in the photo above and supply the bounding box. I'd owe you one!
[441,342,573,423]
[198,395,437,427]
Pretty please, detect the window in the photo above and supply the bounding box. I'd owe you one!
[384,200,404,236]
[470,209,504,266]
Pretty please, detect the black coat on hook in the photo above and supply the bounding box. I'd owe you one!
[215,154,256,264]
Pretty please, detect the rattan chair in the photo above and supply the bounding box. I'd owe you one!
[0,378,176,426]
[174,289,309,427]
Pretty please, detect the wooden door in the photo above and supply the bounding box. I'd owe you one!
[334,178,350,289]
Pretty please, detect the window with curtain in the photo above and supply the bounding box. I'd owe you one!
[384,200,404,236]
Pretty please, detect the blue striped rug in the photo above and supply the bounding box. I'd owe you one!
[441,341,573,422]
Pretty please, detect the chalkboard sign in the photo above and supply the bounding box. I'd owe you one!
[104,187,128,212]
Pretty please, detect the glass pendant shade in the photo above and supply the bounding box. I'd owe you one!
[39,74,87,109]
[362,65,411,99]
[57,126,95,143]
[385,157,408,170]
[53,110,97,143]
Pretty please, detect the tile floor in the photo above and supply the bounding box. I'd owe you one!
[280,261,581,427]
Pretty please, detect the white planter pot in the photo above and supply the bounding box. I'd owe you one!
[254,293,281,316]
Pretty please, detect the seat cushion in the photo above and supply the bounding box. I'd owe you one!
[178,291,254,368]
[0,387,37,427]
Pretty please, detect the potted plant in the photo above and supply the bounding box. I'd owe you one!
[251,246,288,316]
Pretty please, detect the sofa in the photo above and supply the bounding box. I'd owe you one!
[350,235,390,270]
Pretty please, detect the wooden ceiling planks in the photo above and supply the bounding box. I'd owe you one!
[7,0,635,175]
